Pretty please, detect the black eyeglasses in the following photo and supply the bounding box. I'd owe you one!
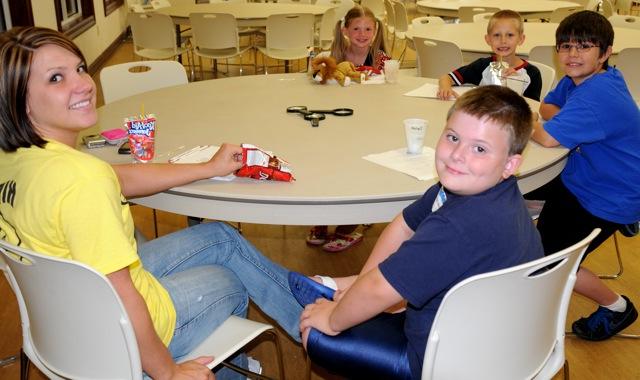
[556,42,599,53]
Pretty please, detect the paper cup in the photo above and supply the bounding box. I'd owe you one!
[404,118,427,154]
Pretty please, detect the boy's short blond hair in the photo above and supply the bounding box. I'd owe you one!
[487,9,524,35]
[447,86,532,155]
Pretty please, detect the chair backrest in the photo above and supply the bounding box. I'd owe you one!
[549,6,584,23]
[128,12,177,52]
[100,60,188,104]
[615,0,633,15]
[528,60,556,99]
[458,6,500,22]
[529,45,563,84]
[616,47,640,100]
[608,14,640,29]
[414,37,463,78]
[318,7,338,50]
[266,13,315,51]
[393,0,409,34]
[422,229,600,380]
[411,16,445,28]
[190,12,240,52]
[315,0,354,20]
[601,0,615,18]
[361,0,385,20]
[472,12,494,22]
[0,240,142,380]
[278,0,313,4]
[383,0,395,32]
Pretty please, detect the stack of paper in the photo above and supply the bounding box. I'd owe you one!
[169,145,235,181]
[403,83,475,100]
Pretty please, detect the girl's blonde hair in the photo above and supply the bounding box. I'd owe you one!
[330,6,387,64]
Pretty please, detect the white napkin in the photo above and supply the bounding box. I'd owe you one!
[404,83,474,100]
[169,145,235,181]
[363,147,437,181]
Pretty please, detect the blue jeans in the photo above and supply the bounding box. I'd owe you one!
[138,222,302,376]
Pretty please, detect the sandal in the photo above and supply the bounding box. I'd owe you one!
[306,226,329,246]
[322,231,363,252]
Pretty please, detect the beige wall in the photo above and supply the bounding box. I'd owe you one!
[30,0,129,65]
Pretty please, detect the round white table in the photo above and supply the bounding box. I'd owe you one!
[416,0,580,19]
[156,2,332,27]
[405,22,640,64]
[87,74,567,225]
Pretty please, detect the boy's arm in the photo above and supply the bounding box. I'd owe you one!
[437,74,458,100]
[112,143,243,198]
[299,268,403,336]
[359,213,414,275]
[539,100,560,121]
[108,268,214,380]
[531,120,560,147]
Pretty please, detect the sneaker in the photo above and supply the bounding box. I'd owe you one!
[322,231,363,253]
[572,295,638,341]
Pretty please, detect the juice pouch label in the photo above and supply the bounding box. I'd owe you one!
[125,114,156,163]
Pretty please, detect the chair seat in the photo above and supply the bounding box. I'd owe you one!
[135,47,190,61]
[257,46,309,61]
[180,315,273,369]
[194,45,252,60]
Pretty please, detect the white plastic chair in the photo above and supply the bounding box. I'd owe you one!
[316,7,338,51]
[128,12,191,63]
[383,0,396,52]
[315,0,354,22]
[0,239,284,380]
[256,13,315,73]
[601,0,615,17]
[392,0,411,62]
[527,60,556,99]
[361,0,385,20]
[549,6,584,23]
[100,60,188,104]
[529,45,564,85]
[458,6,499,22]
[189,12,253,79]
[616,47,640,100]
[608,14,640,29]
[411,16,445,28]
[422,229,600,380]
[414,37,463,78]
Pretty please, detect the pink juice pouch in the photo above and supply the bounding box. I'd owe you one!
[125,114,156,163]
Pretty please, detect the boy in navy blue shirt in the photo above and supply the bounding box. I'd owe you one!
[295,86,543,380]
[529,10,640,341]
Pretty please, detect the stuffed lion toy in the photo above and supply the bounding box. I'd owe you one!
[310,55,366,86]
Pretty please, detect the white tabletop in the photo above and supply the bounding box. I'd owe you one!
[87,74,567,225]
[416,0,580,19]
[157,3,332,26]
[406,22,640,61]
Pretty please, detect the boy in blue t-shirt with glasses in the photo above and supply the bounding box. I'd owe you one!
[528,10,640,341]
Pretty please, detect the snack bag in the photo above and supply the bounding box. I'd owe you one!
[125,114,156,163]
[235,144,294,182]
[484,59,509,86]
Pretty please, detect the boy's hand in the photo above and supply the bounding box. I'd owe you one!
[299,298,341,336]
[204,143,244,178]
[437,87,459,100]
[168,357,215,380]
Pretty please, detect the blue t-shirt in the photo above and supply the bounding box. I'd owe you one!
[379,176,543,379]
[543,67,640,224]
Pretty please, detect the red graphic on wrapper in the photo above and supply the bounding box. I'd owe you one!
[235,144,294,182]
[125,115,156,163]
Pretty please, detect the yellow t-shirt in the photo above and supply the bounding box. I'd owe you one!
[0,141,176,345]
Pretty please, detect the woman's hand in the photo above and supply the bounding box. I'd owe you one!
[168,357,215,380]
[203,143,244,178]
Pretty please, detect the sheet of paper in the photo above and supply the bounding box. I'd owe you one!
[169,145,235,181]
[363,147,437,181]
[403,83,475,100]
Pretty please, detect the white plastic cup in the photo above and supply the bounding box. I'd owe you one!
[404,118,427,154]
[385,60,400,84]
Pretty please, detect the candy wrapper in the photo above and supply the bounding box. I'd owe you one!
[485,59,510,86]
[236,144,294,182]
[125,114,156,163]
